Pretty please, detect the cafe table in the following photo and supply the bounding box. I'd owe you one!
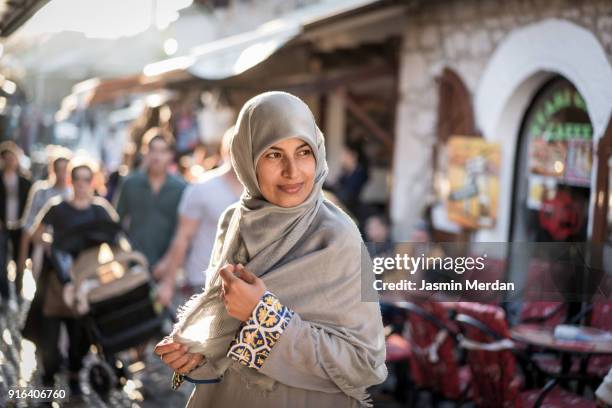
[511,323,612,392]
[511,324,612,355]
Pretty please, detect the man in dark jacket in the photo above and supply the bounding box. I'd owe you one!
[0,141,32,303]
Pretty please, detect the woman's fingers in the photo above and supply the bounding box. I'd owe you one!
[169,353,192,370]
[154,339,181,356]
[219,264,236,284]
[154,340,204,374]
[236,264,256,284]
[177,354,204,374]
[162,347,188,364]
[219,264,266,321]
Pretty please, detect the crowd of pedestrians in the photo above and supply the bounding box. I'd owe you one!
[0,124,240,399]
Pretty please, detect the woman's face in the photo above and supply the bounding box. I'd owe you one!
[72,167,94,199]
[2,151,19,171]
[255,137,316,208]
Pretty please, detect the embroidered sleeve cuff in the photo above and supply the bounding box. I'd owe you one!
[227,291,294,370]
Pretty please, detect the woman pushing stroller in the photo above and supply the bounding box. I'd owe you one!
[27,159,118,396]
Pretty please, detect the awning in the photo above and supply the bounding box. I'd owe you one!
[55,71,187,117]
[0,0,49,37]
[143,0,384,81]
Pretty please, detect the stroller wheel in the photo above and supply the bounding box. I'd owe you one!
[80,351,117,403]
[90,363,112,398]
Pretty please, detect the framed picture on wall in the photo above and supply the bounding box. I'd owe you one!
[445,136,501,229]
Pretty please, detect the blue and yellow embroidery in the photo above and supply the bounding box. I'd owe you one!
[227,291,294,369]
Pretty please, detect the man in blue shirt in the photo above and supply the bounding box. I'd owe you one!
[115,127,186,270]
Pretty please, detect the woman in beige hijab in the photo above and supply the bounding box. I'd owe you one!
[155,91,387,407]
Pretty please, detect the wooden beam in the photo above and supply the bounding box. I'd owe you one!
[170,63,394,94]
[342,91,394,150]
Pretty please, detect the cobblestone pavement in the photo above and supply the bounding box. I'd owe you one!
[0,268,193,408]
[0,268,402,408]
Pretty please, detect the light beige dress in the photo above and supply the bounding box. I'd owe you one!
[186,362,360,408]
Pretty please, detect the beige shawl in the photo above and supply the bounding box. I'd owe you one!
[172,92,386,404]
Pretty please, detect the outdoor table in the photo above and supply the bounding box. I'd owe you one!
[511,324,612,355]
[511,323,612,392]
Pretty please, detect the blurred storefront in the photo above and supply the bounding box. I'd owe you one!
[391,0,612,247]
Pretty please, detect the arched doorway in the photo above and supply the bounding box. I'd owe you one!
[473,19,612,242]
[510,76,593,242]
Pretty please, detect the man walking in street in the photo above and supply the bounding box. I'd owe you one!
[114,127,186,272]
[0,142,32,304]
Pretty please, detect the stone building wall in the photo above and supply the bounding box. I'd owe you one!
[391,0,612,240]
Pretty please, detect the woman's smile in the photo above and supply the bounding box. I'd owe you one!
[277,182,304,194]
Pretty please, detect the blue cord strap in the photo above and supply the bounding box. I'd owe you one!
[172,372,222,390]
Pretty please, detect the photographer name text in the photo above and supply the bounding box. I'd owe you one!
[373,279,515,292]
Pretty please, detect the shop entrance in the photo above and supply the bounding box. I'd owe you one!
[510,76,593,243]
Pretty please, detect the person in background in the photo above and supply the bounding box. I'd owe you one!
[333,143,369,225]
[364,212,394,258]
[29,159,118,395]
[105,144,135,204]
[153,127,242,306]
[114,127,186,271]
[19,147,73,282]
[0,141,32,304]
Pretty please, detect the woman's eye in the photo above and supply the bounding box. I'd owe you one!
[298,149,312,157]
[266,152,281,159]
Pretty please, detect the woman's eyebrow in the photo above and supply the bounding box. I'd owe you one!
[268,142,310,151]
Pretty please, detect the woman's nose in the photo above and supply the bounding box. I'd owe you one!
[281,158,298,178]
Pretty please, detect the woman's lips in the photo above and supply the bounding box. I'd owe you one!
[278,183,304,194]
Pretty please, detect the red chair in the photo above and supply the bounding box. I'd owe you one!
[585,301,612,378]
[394,301,471,406]
[455,302,595,408]
[519,302,566,327]
[518,301,569,377]
[385,333,412,402]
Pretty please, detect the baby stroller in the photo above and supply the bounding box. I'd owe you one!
[50,220,170,401]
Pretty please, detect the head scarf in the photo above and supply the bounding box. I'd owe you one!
[172,92,386,404]
[229,91,328,271]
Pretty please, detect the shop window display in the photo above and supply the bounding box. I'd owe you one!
[511,77,593,242]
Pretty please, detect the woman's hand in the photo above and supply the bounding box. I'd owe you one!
[154,337,204,375]
[219,264,266,321]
